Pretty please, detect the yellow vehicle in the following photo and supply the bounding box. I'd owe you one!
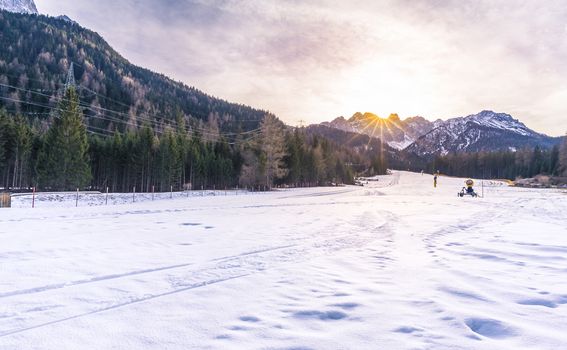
[458,179,478,197]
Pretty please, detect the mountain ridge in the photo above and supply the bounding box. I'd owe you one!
[317,110,560,156]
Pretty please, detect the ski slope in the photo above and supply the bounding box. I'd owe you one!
[1,172,566,349]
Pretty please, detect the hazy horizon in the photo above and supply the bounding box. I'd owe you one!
[37,0,567,136]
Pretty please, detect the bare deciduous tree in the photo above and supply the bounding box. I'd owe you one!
[260,115,287,188]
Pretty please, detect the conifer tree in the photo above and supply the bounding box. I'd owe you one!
[36,87,91,190]
[0,112,7,183]
[11,116,32,188]
[560,133,567,176]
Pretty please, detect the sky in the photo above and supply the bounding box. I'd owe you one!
[37,0,567,136]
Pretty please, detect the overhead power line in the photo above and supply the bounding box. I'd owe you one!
[0,92,262,145]
[0,82,263,142]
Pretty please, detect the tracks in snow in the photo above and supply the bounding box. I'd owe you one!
[0,210,394,338]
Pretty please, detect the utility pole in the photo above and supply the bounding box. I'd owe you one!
[482,167,485,198]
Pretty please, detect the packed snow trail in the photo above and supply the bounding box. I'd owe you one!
[1,172,566,349]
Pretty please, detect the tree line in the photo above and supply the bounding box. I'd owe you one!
[1,86,377,192]
[425,143,567,180]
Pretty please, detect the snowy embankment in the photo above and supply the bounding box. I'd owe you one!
[1,172,566,349]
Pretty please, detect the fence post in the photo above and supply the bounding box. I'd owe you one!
[0,192,11,208]
[32,187,36,208]
[170,185,173,199]
[75,188,79,207]
[105,187,109,205]
[152,185,155,201]
[133,186,136,203]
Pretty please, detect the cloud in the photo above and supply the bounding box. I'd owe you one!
[37,0,567,135]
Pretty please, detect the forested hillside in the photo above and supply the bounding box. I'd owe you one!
[0,10,269,135]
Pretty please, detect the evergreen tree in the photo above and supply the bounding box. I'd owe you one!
[11,115,33,188]
[0,112,7,184]
[560,133,567,176]
[36,87,91,190]
[548,145,559,175]
[283,130,303,186]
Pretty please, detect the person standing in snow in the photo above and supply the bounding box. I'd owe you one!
[434,174,438,188]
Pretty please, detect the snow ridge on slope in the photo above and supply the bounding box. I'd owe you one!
[447,110,537,138]
[0,0,37,14]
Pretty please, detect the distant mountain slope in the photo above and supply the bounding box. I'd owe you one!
[321,112,437,150]
[319,110,561,157]
[305,124,406,171]
[0,0,37,14]
[405,110,560,157]
[0,11,270,134]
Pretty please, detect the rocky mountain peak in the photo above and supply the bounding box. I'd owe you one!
[0,0,38,14]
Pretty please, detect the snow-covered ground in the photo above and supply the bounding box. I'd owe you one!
[1,171,566,350]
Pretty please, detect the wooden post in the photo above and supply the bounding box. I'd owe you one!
[75,188,79,207]
[170,185,173,199]
[105,187,109,205]
[152,185,155,201]
[0,192,11,208]
[32,187,35,208]
[133,186,136,203]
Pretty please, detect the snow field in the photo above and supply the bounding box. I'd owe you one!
[1,172,566,349]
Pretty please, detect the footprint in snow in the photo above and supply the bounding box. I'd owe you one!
[393,326,423,334]
[292,310,347,321]
[465,318,516,339]
[181,222,201,226]
[239,315,260,322]
[517,298,557,308]
[331,302,359,310]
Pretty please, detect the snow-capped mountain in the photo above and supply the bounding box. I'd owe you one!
[321,112,437,150]
[0,0,37,14]
[319,110,560,157]
[405,110,558,156]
